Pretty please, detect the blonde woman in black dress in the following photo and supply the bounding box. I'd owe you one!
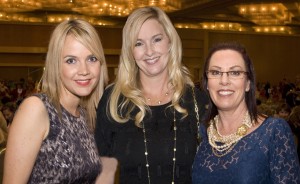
[95,7,208,184]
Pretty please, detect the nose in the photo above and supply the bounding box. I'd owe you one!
[219,72,230,85]
[145,43,154,56]
[79,62,90,76]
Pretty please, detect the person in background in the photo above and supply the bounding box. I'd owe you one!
[94,6,208,184]
[0,111,7,183]
[1,103,16,128]
[0,81,10,103]
[11,82,26,105]
[3,19,117,183]
[274,103,291,120]
[192,42,300,183]
[0,111,7,149]
[288,96,300,159]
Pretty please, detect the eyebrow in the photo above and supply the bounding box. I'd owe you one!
[63,55,76,58]
[209,65,244,70]
[136,33,164,41]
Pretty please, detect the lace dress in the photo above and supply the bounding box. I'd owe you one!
[192,117,300,184]
[28,94,101,183]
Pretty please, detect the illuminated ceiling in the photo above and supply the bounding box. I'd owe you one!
[1,0,300,34]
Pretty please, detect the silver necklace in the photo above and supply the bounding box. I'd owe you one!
[142,108,176,184]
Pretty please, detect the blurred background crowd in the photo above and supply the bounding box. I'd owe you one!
[0,77,39,148]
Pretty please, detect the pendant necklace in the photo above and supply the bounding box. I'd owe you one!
[142,108,176,184]
[147,92,169,105]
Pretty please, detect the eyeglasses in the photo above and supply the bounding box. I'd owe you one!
[206,70,248,79]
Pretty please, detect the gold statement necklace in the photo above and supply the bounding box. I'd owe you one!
[208,111,253,157]
[142,109,176,184]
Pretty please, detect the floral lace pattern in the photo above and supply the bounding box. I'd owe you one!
[192,117,300,184]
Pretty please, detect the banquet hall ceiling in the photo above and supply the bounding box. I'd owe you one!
[1,0,300,34]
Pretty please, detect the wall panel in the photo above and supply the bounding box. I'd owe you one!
[0,23,299,84]
[207,31,300,83]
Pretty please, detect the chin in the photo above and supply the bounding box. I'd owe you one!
[76,90,94,97]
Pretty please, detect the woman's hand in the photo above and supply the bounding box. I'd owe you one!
[95,156,118,184]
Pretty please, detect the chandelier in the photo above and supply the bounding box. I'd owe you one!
[174,22,244,32]
[0,0,181,24]
[0,0,181,15]
[0,0,42,12]
[72,1,130,17]
[237,3,293,25]
[253,26,293,34]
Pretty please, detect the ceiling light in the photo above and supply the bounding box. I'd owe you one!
[237,3,293,25]
[174,22,244,31]
[253,26,293,34]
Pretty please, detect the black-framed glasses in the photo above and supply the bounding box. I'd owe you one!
[206,70,248,79]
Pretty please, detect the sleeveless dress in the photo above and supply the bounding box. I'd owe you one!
[28,94,101,183]
[192,117,300,184]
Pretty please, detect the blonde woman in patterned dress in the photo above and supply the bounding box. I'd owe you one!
[3,19,117,183]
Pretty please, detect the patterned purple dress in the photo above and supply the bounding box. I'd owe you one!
[28,94,101,183]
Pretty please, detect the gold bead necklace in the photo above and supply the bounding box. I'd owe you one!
[146,92,169,105]
[142,108,176,184]
[208,111,253,157]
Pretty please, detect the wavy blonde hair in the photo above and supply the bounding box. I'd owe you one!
[42,19,108,130]
[109,6,193,126]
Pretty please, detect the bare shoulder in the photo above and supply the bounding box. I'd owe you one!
[11,96,49,138]
[15,96,48,119]
[17,96,45,112]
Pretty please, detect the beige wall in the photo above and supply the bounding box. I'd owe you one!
[0,23,122,83]
[206,31,300,84]
[0,23,299,84]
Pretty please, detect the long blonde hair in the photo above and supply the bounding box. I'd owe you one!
[42,19,108,130]
[109,6,193,126]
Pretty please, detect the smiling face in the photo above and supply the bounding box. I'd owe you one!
[133,18,170,78]
[60,34,101,99]
[207,49,250,112]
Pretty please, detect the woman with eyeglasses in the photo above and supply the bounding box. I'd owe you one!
[192,42,300,183]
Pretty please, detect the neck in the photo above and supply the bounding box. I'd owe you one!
[140,73,169,96]
[140,73,172,105]
[59,93,80,117]
[217,108,249,135]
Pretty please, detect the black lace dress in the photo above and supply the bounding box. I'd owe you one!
[28,94,101,183]
[95,86,208,184]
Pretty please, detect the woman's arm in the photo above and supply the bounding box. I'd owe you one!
[270,118,300,183]
[95,88,115,156]
[95,157,118,184]
[3,96,49,183]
